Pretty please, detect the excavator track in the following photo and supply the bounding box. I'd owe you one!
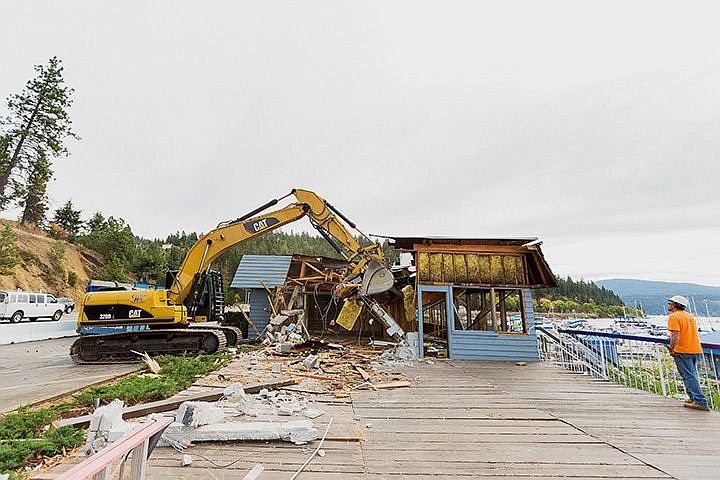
[70,329,227,364]
[188,324,242,347]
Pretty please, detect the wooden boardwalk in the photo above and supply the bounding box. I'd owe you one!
[36,360,720,479]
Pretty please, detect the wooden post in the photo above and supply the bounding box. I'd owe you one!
[129,439,149,480]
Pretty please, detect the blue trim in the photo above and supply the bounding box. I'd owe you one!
[417,285,452,360]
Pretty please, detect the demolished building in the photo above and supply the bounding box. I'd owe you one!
[230,237,557,361]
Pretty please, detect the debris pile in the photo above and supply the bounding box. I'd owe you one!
[265,308,309,350]
[70,339,412,461]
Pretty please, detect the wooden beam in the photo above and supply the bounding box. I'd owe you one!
[240,308,262,338]
[53,378,299,429]
[302,261,326,275]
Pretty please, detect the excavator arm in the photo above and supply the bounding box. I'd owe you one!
[168,188,393,307]
[72,188,398,363]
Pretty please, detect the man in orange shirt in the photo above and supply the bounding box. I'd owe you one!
[667,295,709,411]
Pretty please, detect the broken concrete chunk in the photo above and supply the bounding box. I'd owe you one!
[276,343,292,352]
[277,398,305,416]
[223,382,246,398]
[219,385,255,414]
[278,403,294,416]
[177,402,225,427]
[181,454,193,466]
[162,420,317,445]
[303,354,319,369]
[303,408,325,419]
[83,399,133,454]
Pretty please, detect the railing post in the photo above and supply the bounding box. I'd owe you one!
[711,351,720,407]
[130,438,149,480]
[655,344,667,397]
[92,469,109,480]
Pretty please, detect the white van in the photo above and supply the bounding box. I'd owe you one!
[0,290,64,323]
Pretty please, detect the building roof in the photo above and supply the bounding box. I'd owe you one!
[383,235,557,288]
[230,255,293,289]
[386,236,540,249]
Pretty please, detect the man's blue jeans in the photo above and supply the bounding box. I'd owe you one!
[673,353,709,407]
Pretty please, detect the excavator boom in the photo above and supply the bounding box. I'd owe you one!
[71,189,395,364]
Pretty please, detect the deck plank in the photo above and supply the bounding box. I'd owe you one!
[33,359,720,480]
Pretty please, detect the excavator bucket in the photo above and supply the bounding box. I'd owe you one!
[359,259,394,296]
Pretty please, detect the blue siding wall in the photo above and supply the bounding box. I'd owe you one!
[248,289,271,340]
[448,288,539,361]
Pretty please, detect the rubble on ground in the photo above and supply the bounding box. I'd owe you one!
[76,336,413,455]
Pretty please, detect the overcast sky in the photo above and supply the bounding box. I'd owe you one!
[1,1,719,286]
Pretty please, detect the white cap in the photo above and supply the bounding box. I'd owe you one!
[667,295,689,308]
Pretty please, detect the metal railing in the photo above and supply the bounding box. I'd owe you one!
[537,327,720,409]
[54,415,174,480]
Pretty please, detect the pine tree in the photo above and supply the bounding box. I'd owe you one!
[52,200,83,240]
[0,224,20,275]
[19,150,52,226]
[0,56,78,209]
[47,240,66,285]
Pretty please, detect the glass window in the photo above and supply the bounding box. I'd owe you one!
[0,292,6,302]
[452,287,527,334]
[37,294,45,303]
[29,294,36,303]
[18,294,28,303]
[47,295,57,303]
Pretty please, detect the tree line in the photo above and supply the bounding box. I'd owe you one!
[44,201,397,303]
[533,276,642,317]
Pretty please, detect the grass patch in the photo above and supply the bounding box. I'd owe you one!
[0,353,232,475]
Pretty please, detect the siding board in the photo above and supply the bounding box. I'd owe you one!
[248,289,270,340]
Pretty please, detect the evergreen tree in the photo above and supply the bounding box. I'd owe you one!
[47,240,66,285]
[18,150,52,226]
[0,224,20,275]
[99,253,129,282]
[52,200,83,240]
[0,57,78,209]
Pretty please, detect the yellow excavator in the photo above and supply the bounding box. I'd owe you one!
[70,189,396,363]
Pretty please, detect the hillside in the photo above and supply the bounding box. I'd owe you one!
[0,219,104,302]
[595,278,720,316]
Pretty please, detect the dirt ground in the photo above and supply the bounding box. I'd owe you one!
[0,219,103,301]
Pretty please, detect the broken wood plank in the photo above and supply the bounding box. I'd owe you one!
[53,378,299,428]
[354,365,371,381]
[371,381,412,390]
[239,308,262,338]
[291,372,348,382]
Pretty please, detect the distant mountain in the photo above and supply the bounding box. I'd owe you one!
[595,279,720,316]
